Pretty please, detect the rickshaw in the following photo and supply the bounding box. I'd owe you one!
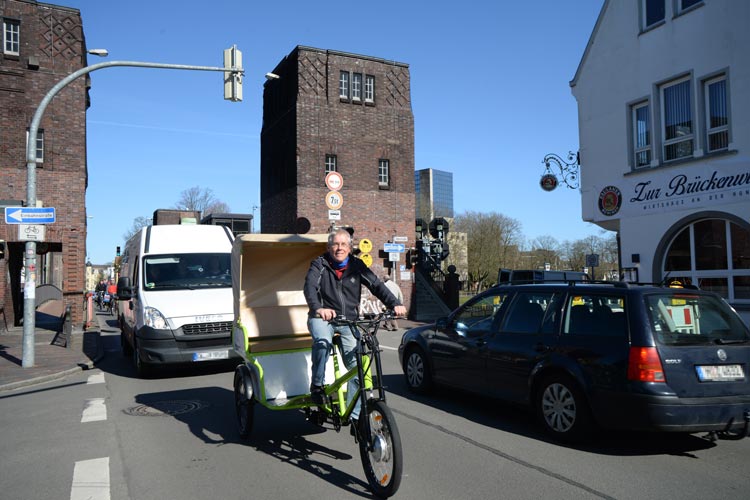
[230,234,403,498]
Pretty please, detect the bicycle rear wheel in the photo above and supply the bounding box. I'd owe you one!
[358,400,402,498]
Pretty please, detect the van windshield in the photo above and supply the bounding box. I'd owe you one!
[645,292,750,345]
[143,253,231,290]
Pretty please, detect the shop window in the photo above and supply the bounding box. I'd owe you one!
[663,218,750,303]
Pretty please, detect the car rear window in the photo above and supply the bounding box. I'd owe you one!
[645,293,750,345]
[562,293,627,337]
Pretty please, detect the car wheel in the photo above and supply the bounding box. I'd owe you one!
[404,347,432,394]
[535,374,592,442]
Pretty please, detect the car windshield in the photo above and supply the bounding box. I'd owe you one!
[143,253,231,290]
[645,292,750,345]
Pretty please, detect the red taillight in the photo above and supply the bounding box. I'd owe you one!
[628,347,666,382]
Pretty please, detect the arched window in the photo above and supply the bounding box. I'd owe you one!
[663,218,750,303]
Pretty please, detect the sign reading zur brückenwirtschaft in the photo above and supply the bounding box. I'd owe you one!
[592,159,749,220]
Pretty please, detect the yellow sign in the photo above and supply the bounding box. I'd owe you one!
[360,253,373,267]
[359,238,373,253]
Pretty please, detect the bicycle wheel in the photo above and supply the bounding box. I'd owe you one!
[358,400,403,498]
[234,367,255,439]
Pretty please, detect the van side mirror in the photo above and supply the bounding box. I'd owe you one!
[116,276,133,300]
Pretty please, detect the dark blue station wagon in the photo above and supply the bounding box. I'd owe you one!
[398,282,750,442]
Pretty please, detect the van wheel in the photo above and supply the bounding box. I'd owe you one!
[121,331,133,356]
[133,340,151,378]
[535,374,592,442]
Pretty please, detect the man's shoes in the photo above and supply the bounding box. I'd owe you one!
[310,385,327,406]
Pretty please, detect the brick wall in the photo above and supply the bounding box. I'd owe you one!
[0,1,88,325]
[261,46,417,311]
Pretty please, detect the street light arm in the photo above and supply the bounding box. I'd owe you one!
[21,58,245,367]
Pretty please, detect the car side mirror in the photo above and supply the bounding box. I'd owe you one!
[116,276,134,300]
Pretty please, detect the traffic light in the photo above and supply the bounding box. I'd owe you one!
[415,218,425,238]
[429,217,449,239]
[223,45,243,102]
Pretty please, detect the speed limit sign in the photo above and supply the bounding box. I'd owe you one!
[325,191,343,210]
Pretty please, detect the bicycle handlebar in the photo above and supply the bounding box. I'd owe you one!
[327,311,397,328]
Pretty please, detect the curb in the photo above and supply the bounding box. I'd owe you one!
[0,330,103,393]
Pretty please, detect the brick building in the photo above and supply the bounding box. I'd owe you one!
[261,46,415,310]
[0,0,89,326]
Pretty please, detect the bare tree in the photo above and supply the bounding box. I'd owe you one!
[453,211,523,291]
[530,235,561,270]
[175,186,231,216]
[122,216,151,242]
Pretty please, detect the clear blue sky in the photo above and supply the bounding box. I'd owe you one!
[59,0,605,264]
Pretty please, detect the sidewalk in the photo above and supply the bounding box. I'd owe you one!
[0,317,102,392]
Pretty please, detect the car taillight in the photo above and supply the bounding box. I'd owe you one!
[628,347,666,382]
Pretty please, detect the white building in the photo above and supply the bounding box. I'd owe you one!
[571,0,750,324]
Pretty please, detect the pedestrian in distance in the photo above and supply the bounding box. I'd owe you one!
[382,275,403,331]
[303,229,407,421]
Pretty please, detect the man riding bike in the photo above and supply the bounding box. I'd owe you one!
[303,229,407,425]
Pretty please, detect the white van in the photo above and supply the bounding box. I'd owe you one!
[116,224,239,376]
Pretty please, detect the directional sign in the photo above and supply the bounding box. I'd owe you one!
[384,243,405,253]
[393,236,408,243]
[5,207,56,224]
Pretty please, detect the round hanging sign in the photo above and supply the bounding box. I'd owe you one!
[540,174,558,192]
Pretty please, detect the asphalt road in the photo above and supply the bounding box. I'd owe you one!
[1,312,748,500]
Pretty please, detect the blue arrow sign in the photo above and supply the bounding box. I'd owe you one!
[4,207,56,224]
[383,243,405,253]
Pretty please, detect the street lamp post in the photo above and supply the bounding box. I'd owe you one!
[21,56,244,367]
[539,151,580,191]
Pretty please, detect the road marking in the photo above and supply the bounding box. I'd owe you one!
[380,344,398,351]
[70,457,110,500]
[87,372,105,384]
[81,398,107,423]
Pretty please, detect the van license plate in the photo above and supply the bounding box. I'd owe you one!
[193,350,229,362]
[696,364,744,382]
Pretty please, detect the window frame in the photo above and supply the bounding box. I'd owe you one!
[3,18,20,56]
[642,0,666,31]
[675,0,703,16]
[26,129,44,164]
[352,73,362,102]
[631,100,652,169]
[662,218,750,305]
[660,75,694,162]
[378,159,390,187]
[325,154,337,175]
[703,74,729,153]
[365,75,375,104]
[339,71,350,101]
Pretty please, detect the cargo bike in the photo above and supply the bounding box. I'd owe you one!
[230,234,403,498]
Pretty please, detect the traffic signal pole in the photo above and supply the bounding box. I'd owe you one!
[22,56,243,367]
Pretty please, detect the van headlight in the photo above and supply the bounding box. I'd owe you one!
[144,307,168,329]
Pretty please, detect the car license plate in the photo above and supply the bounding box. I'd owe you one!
[696,364,745,382]
[193,350,229,362]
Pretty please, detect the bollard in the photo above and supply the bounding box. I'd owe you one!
[63,305,73,348]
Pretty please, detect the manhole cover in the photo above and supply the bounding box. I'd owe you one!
[123,400,209,417]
